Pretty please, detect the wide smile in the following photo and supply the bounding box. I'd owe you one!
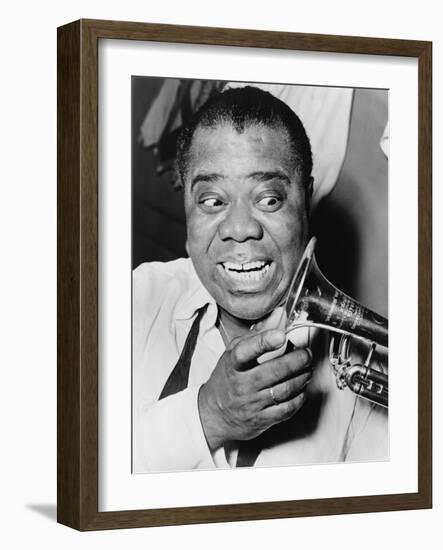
[216,260,275,291]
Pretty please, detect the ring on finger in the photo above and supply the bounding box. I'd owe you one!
[269,386,279,405]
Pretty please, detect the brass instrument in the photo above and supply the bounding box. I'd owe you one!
[285,237,388,408]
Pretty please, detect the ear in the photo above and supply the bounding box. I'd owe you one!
[185,240,190,257]
[305,176,314,213]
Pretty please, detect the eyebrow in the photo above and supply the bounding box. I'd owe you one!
[190,172,224,191]
[246,171,290,183]
[190,170,290,191]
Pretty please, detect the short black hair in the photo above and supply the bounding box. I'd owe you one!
[175,85,313,187]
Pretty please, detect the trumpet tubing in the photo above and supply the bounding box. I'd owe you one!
[285,237,388,407]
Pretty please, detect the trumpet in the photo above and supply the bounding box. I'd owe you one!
[284,237,388,408]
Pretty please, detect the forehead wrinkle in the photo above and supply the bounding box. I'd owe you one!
[185,122,301,188]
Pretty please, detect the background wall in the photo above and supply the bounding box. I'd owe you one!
[0,1,440,548]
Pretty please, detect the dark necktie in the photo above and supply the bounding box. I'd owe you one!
[158,304,208,400]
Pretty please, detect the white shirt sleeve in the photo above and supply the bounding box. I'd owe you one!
[133,385,217,472]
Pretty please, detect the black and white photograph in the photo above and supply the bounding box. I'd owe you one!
[132,78,389,474]
[1,0,437,542]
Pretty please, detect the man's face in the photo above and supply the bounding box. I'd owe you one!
[184,122,310,322]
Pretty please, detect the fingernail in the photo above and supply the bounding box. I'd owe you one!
[269,330,286,347]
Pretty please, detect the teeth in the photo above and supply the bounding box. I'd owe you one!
[223,260,267,272]
[221,263,271,282]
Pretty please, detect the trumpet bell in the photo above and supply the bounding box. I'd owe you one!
[285,237,388,348]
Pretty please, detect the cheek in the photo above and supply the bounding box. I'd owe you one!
[266,216,307,281]
[269,211,307,251]
[186,208,221,251]
[185,205,204,245]
[187,217,212,254]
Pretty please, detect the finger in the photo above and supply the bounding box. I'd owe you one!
[225,333,244,351]
[232,329,286,370]
[252,348,312,390]
[262,371,312,407]
[259,391,307,424]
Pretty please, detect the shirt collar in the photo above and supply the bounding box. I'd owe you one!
[174,258,218,327]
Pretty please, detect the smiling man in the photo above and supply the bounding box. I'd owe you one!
[133,86,388,472]
[184,122,309,322]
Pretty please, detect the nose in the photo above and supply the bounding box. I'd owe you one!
[218,199,263,242]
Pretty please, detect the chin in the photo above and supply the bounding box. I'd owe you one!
[226,299,275,323]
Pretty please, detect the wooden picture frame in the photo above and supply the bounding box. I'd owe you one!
[57,18,432,530]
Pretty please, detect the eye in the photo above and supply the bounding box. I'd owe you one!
[198,196,225,212]
[256,195,282,211]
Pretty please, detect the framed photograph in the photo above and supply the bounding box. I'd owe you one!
[57,19,432,530]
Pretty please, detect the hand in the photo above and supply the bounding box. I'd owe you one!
[198,321,312,451]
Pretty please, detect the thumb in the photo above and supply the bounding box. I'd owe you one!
[253,307,288,365]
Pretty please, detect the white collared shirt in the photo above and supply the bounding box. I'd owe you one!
[133,258,388,473]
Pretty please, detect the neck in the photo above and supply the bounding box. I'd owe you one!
[217,308,256,345]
